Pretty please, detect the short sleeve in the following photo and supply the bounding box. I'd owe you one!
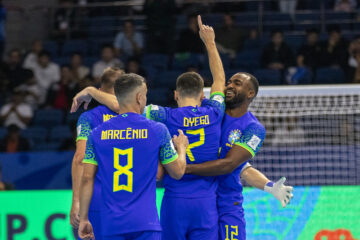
[157,123,178,165]
[202,92,225,115]
[234,123,266,157]
[83,134,98,165]
[145,104,167,123]
[76,113,92,141]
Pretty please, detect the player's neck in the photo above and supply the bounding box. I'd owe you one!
[118,105,141,115]
[177,98,201,108]
[226,103,248,118]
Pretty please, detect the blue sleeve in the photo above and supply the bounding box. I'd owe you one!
[76,113,92,141]
[202,92,225,116]
[156,123,178,165]
[83,134,97,165]
[145,104,167,123]
[234,123,266,157]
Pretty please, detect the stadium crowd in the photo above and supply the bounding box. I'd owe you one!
[0,0,360,152]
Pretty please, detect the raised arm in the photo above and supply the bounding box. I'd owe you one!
[198,15,226,94]
[71,87,119,113]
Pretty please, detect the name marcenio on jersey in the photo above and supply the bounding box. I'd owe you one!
[101,128,148,140]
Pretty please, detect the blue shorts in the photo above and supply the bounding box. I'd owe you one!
[218,205,246,240]
[160,195,218,240]
[103,231,161,240]
[78,210,102,240]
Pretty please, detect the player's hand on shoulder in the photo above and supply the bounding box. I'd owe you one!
[70,201,80,229]
[264,177,294,208]
[172,129,189,150]
[71,87,94,113]
[197,15,215,45]
[78,220,95,240]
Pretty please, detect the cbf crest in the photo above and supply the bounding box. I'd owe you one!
[228,129,242,145]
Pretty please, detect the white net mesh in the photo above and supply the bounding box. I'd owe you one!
[205,85,360,185]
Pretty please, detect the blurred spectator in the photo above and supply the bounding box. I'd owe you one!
[0,0,6,60]
[271,117,306,146]
[23,40,43,70]
[125,58,147,77]
[261,30,295,71]
[92,45,124,82]
[46,65,79,111]
[15,69,41,109]
[2,49,27,91]
[0,92,33,129]
[29,51,61,103]
[114,20,144,58]
[319,25,348,69]
[215,14,247,58]
[0,164,14,190]
[70,52,89,81]
[144,0,176,54]
[334,0,356,12]
[0,124,30,153]
[279,0,297,17]
[346,36,360,82]
[177,15,203,54]
[244,29,262,49]
[53,0,78,40]
[297,29,321,70]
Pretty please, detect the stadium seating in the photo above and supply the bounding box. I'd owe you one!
[0,127,7,139]
[154,70,182,88]
[315,67,345,84]
[253,69,282,85]
[21,127,48,143]
[33,109,64,127]
[147,88,172,106]
[43,41,59,58]
[49,125,72,142]
[142,54,169,71]
[61,40,88,57]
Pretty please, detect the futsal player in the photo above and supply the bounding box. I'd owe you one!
[185,71,294,240]
[70,67,123,239]
[78,73,188,240]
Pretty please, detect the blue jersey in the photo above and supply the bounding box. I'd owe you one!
[76,105,117,211]
[217,112,266,210]
[83,113,178,236]
[146,92,225,198]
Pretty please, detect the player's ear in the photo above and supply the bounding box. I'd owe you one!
[174,90,178,102]
[248,89,255,100]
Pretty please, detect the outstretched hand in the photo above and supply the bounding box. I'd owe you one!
[71,87,93,113]
[198,15,215,45]
[264,177,294,208]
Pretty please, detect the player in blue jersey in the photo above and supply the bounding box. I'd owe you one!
[186,72,294,240]
[70,67,123,239]
[78,73,188,240]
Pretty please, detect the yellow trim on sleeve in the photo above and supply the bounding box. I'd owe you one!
[210,91,225,98]
[161,153,179,165]
[76,136,88,142]
[234,142,255,158]
[83,159,98,166]
[146,105,152,120]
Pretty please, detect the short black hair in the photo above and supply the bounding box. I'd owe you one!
[38,50,51,58]
[176,72,204,98]
[246,73,259,98]
[306,28,319,35]
[101,67,124,90]
[114,73,146,102]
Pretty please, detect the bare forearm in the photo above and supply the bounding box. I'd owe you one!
[240,167,270,190]
[79,176,94,221]
[206,42,225,91]
[186,158,236,176]
[71,156,83,203]
[87,87,119,112]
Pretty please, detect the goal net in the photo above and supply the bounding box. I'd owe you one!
[205,85,360,186]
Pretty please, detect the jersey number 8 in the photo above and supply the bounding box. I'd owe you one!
[113,147,133,192]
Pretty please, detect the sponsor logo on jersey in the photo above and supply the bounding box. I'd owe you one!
[77,125,81,137]
[212,94,224,103]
